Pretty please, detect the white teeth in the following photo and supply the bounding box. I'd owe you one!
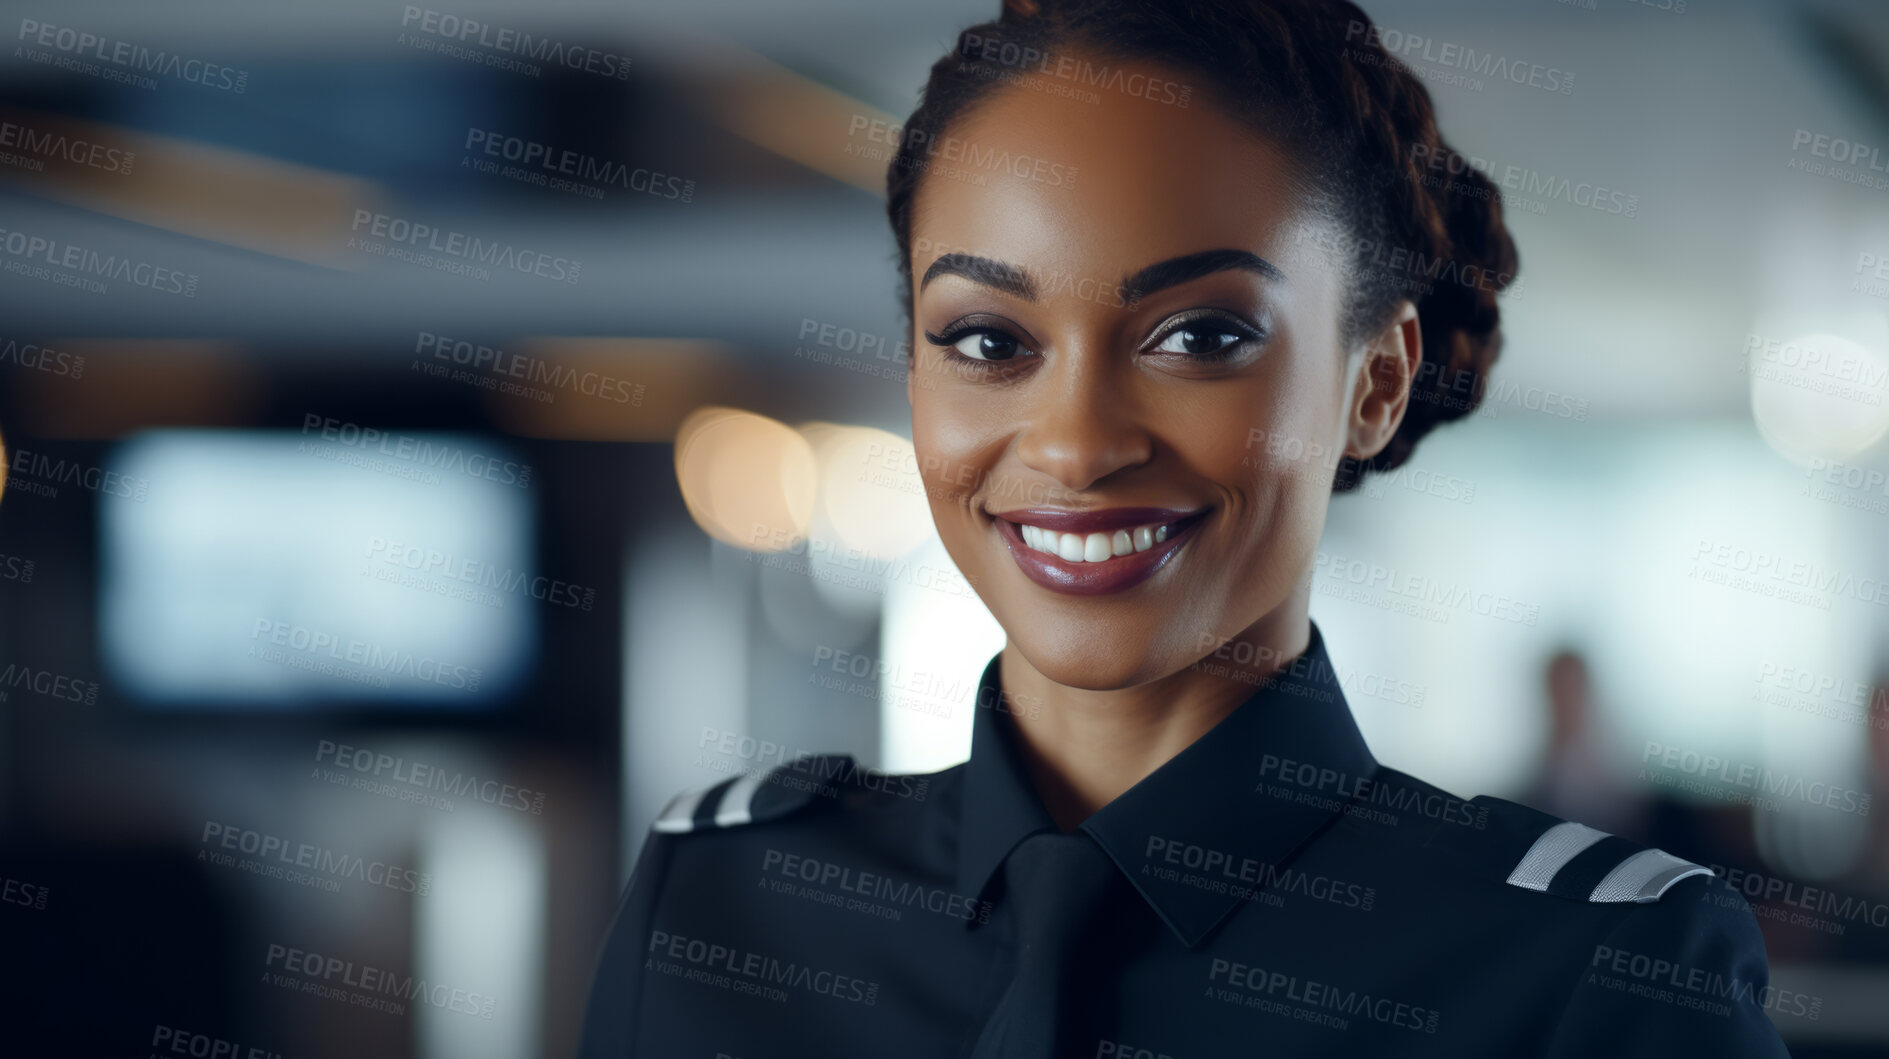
[1057,533,1085,562]
[1013,518,1184,562]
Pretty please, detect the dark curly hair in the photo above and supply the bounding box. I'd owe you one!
[884,0,1520,491]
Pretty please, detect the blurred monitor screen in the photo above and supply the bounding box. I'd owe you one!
[100,428,537,708]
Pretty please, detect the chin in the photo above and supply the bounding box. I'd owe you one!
[1005,630,1175,692]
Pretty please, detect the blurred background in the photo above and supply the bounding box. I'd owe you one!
[2,0,1889,1054]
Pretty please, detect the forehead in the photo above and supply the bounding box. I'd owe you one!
[908,55,1320,283]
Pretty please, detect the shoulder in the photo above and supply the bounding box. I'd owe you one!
[1372,766,1714,906]
[647,753,960,839]
[1359,771,1790,1049]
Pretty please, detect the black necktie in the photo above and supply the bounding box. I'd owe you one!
[969,830,1120,1059]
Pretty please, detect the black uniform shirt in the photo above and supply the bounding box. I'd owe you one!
[577,622,1795,1057]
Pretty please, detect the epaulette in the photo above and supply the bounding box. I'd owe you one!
[651,754,858,834]
[1502,819,1710,904]
[1424,794,1710,904]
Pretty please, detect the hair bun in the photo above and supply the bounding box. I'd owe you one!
[1000,0,1044,19]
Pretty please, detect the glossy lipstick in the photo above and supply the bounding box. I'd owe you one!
[988,506,1206,596]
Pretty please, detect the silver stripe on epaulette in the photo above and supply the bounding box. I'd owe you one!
[651,784,713,833]
[1505,821,1609,891]
[714,768,772,827]
[1588,848,1711,903]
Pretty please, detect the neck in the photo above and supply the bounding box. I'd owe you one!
[1000,592,1313,832]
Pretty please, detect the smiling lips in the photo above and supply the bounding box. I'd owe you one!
[989,506,1206,595]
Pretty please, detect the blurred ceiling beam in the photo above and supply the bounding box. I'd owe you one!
[0,104,385,268]
[667,36,897,197]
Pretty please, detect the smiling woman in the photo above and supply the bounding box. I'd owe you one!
[577,1,1789,1056]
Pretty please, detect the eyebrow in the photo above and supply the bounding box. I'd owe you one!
[917,248,1284,301]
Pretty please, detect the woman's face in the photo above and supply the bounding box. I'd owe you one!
[906,56,1397,691]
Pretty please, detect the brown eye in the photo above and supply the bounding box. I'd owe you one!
[1151,326,1242,356]
[928,329,1029,362]
[958,332,1020,361]
[1145,311,1268,362]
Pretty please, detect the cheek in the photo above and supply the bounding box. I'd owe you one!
[1192,349,1346,499]
[910,389,991,519]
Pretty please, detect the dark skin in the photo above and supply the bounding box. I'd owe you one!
[904,55,1424,831]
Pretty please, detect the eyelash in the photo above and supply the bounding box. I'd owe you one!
[923,312,1268,371]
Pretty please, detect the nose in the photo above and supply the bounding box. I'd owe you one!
[1012,350,1154,493]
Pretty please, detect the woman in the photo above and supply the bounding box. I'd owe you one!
[580,1,1790,1055]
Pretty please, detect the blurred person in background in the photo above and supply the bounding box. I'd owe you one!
[578,1,1790,1055]
[1522,647,1650,840]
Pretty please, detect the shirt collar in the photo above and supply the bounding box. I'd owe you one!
[955,620,1378,948]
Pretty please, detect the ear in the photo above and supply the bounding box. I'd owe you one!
[1345,300,1421,462]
